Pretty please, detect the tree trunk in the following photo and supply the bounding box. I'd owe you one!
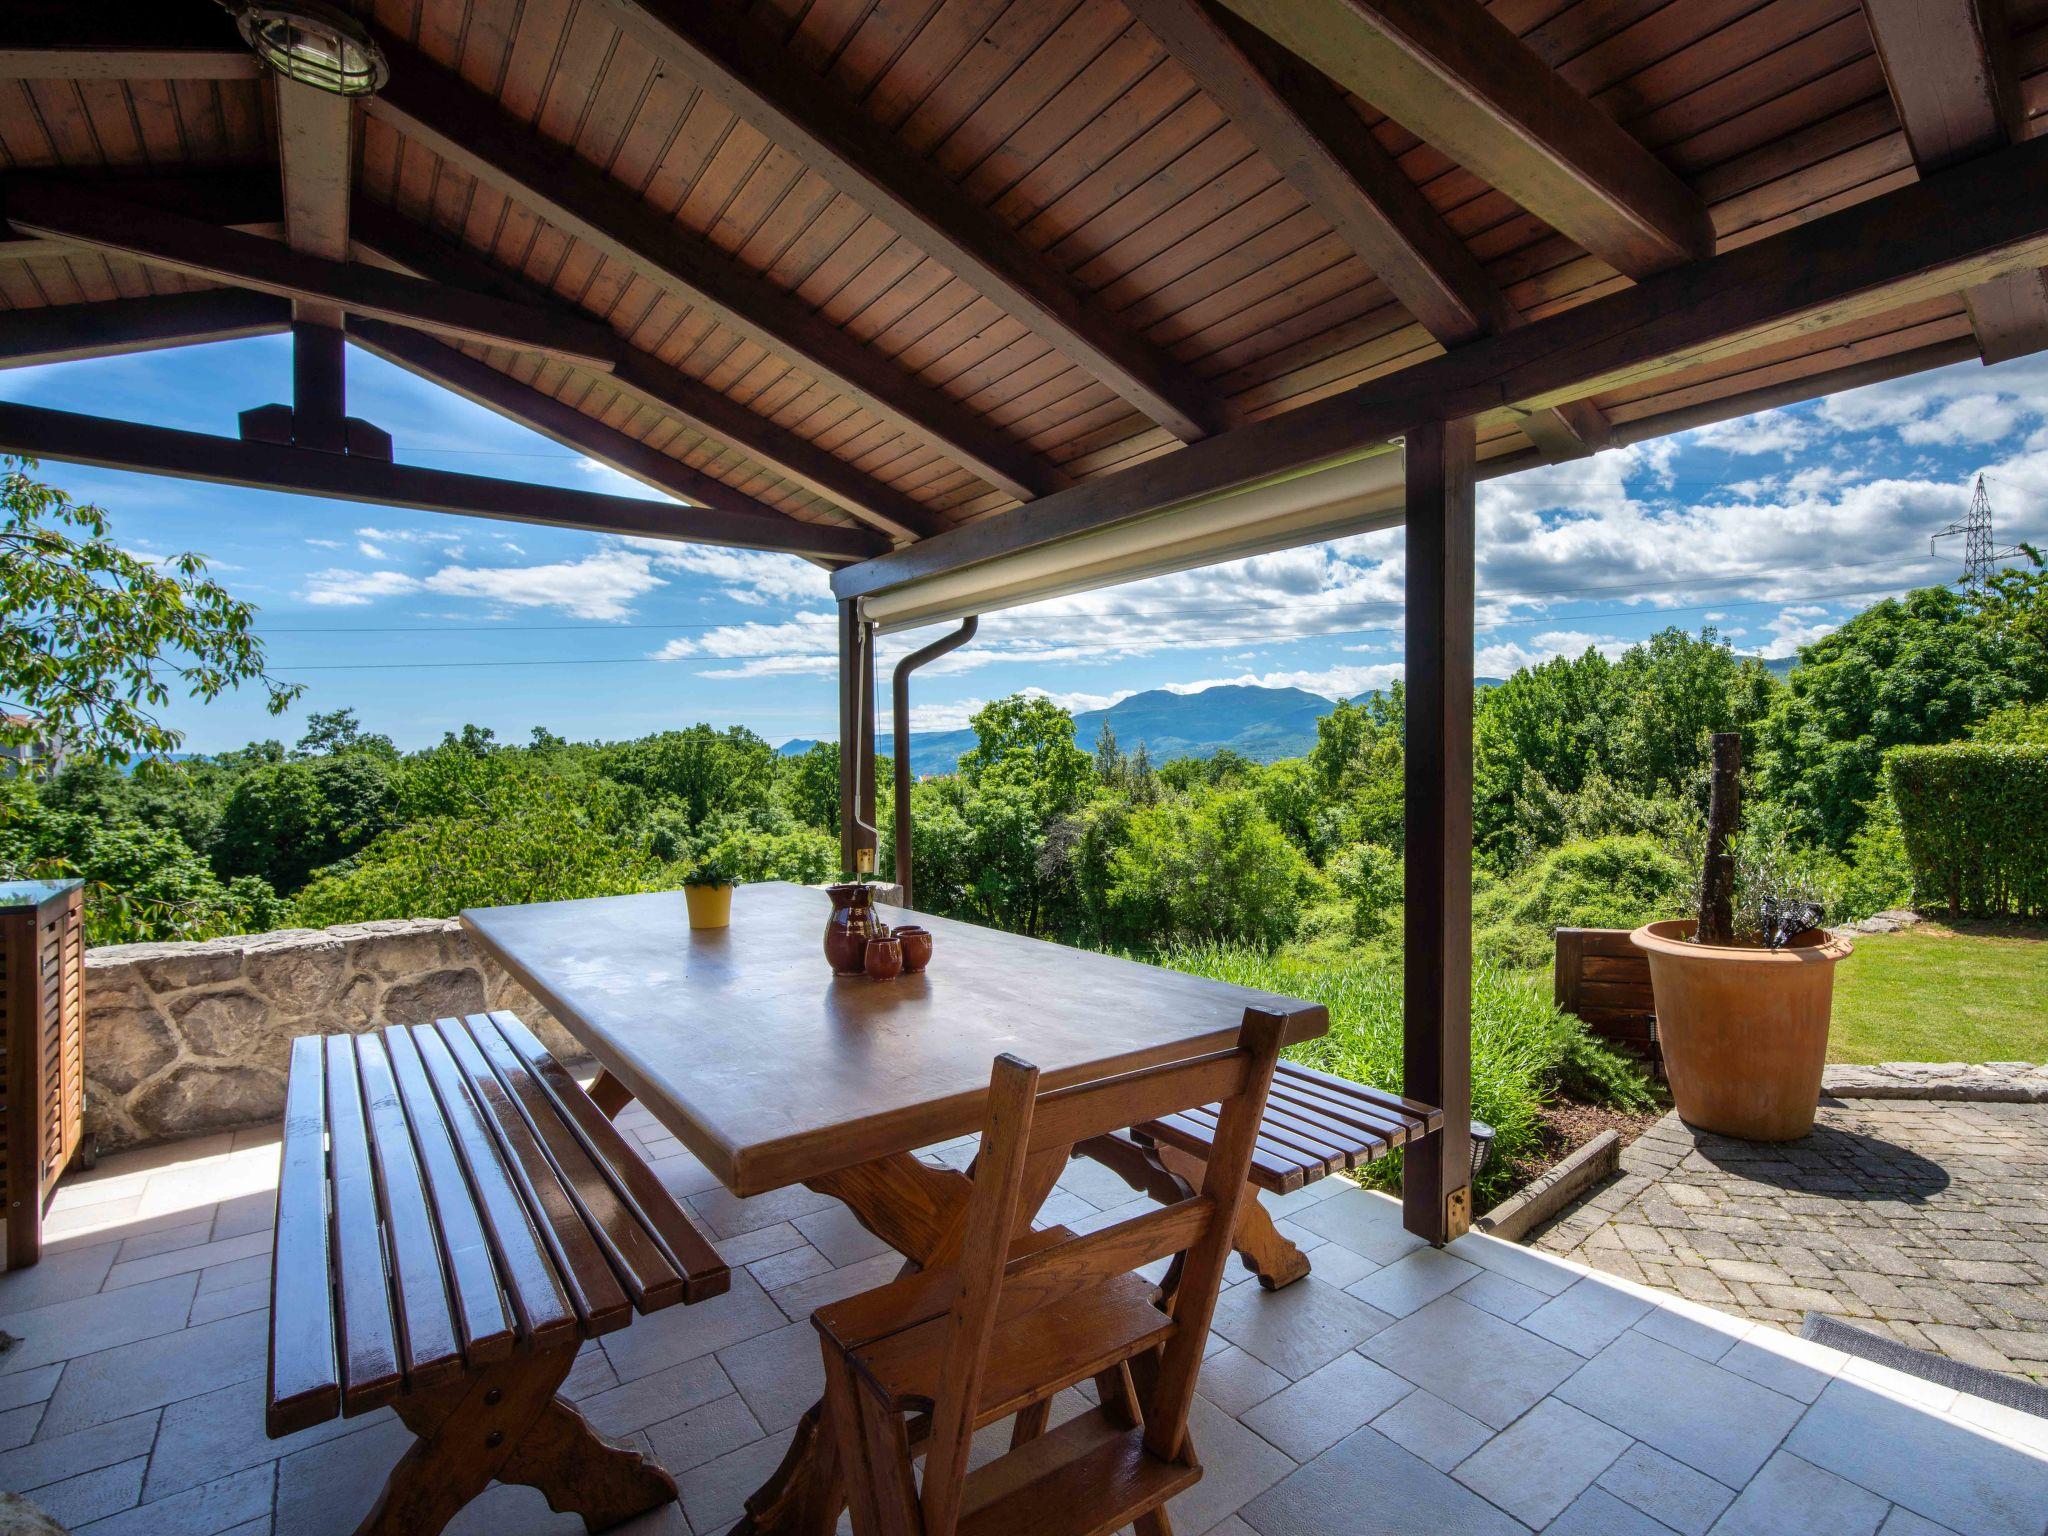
[1697,732,1741,943]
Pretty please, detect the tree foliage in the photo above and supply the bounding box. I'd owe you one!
[0,457,300,762]
[1758,587,2047,848]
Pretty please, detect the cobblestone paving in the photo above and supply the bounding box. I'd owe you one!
[1533,1099,2048,1383]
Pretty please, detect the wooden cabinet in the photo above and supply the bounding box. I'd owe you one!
[2,879,86,1269]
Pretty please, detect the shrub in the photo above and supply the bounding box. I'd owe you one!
[1106,790,1309,950]
[1473,835,1691,969]
[211,753,398,893]
[1159,944,1653,1205]
[1887,742,2048,918]
[1330,841,1401,939]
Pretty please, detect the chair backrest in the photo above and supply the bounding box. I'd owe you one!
[917,1008,1289,1535]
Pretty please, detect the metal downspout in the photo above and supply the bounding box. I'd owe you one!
[891,616,977,907]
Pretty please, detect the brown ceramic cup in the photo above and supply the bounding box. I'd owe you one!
[894,925,933,973]
[863,934,904,981]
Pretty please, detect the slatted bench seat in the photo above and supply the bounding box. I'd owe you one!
[1076,1060,1443,1290]
[268,1010,729,1536]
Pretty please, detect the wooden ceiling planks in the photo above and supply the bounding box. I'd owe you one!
[3,0,2043,558]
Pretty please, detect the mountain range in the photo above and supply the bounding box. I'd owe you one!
[782,680,1504,777]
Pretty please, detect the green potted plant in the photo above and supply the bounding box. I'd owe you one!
[1630,734,1851,1140]
[682,848,737,930]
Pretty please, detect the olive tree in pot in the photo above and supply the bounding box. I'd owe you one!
[1630,733,1852,1140]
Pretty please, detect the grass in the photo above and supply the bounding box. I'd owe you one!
[1829,920,2048,1064]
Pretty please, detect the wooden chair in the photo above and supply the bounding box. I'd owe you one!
[814,1008,1287,1536]
[267,1011,729,1536]
[1075,1059,1443,1290]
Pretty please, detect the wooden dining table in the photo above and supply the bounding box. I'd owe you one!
[462,881,1327,1536]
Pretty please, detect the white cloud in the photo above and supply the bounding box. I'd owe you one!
[420,548,667,621]
[1898,394,2022,446]
[1688,408,1810,456]
[634,544,834,606]
[1761,605,1838,658]
[301,546,671,620]
[301,568,426,606]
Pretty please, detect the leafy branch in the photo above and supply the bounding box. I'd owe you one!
[0,456,302,763]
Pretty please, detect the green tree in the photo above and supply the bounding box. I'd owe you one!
[781,740,842,834]
[1093,720,1127,787]
[0,457,299,763]
[212,754,399,893]
[956,694,1093,815]
[1105,790,1309,950]
[1758,587,2046,847]
[601,724,776,827]
[295,707,395,759]
[1331,841,1402,940]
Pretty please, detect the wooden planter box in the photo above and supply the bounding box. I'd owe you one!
[1554,926,1663,1078]
[2,879,86,1268]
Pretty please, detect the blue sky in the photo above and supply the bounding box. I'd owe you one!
[5,334,2046,753]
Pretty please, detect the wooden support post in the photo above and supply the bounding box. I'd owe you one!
[837,600,877,875]
[1402,417,1475,1245]
[1697,733,1742,944]
[292,321,347,454]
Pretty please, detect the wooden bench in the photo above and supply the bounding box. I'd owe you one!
[268,1011,729,1536]
[1075,1060,1443,1290]
[1555,927,1662,1076]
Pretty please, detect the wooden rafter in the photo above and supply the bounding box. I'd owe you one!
[0,2,254,81]
[0,399,889,561]
[3,183,622,371]
[1862,0,2048,364]
[594,0,1228,443]
[344,317,837,534]
[833,130,2048,601]
[0,291,292,368]
[1130,0,1607,457]
[361,28,1055,505]
[1217,0,1714,281]
[348,199,948,543]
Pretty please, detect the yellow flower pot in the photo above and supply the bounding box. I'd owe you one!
[684,883,733,929]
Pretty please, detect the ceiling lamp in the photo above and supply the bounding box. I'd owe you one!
[234,1,388,96]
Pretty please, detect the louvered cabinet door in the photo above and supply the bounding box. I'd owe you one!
[3,880,86,1270]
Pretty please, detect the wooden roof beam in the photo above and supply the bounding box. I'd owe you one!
[3,182,622,371]
[362,29,1054,505]
[344,318,848,537]
[0,399,888,561]
[0,3,255,81]
[1130,0,1607,457]
[832,129,2048,602]
[1862,0,2048,364]
[0,291,292,368]
[593,0,1228,444]
[348,199,946,543]
[1216,0,1714,281]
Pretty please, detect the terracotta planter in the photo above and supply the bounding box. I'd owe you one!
[1630,919,1852,1141]
[684,883,733,929]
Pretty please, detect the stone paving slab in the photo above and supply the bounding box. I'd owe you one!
[1534,1099,2048,1384]
[5,1107,2047,1533]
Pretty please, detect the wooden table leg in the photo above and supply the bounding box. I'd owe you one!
[1155,1145,1311,1291]
[357,1343,675,1536]
[588,1069,633,1120]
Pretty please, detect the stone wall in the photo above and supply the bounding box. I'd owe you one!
[84,918,582,1150]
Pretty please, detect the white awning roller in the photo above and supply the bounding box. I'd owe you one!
[860,443,1406,633]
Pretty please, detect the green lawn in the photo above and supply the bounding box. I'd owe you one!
[1829,922,2048,1064]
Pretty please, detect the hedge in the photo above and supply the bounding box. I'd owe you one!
[1886,743,2048,918]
